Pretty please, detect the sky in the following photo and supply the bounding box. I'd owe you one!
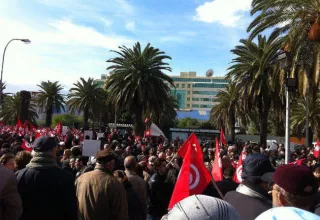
[0,0,254,93]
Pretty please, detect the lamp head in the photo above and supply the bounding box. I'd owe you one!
[21,39,31,44]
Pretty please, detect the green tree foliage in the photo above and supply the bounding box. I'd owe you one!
[105,42,175,135]
[52,114,83,128]
[0,93,38,125]
[37,81,65,126]
[177,117,200,128]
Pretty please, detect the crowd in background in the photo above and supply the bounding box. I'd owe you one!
[1,127,320,220]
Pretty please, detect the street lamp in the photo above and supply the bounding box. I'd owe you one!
[277,51,296,164]
[0,38,31,105]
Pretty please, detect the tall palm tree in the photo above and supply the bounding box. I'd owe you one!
[0,93,38,125]
[105,42,174,135]
[67,78,105,128]
[227,31,284,146]
[291,93,320,140]
[248,0,320,99]
[37,81,65,127]
[210,82,243,143]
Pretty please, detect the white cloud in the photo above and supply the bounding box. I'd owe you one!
[125,21,136,32]
[160,36,185,43]
[194,0,252,27]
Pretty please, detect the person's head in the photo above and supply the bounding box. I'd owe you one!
[155,158,168,175]
[158,152,166,159]
[15,151,32,170]
[75,156,87,170]
[59,142,66,149]
[72,138,80,146]
[0,153,15,171]
[96,149,115,172]
[313,167,320,183]
[69,158,75,169]
[124,156,136,171]
[70,146,82,158]
[272,164,317,210]
[223,168,235,179]
[256,207,319,220]
[242,154,275,186]
[33,136,59,158]
[63,149,71,160]
[163,195,240,220]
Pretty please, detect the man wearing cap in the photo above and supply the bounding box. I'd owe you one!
[224,154,275,220]
[76,149,128,220]
[272,164,318,211]
[16,136,77,220]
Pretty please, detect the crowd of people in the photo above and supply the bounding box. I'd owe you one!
[1,127,320,220]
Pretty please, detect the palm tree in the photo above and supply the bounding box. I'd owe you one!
[227,31,284,146]
[105,42,174,135]
[291,93,320,140]
[0,93,38,125]
[37,81,65,127]
[210,82,243,143]
[67,78,105,128]
[248,0,320,99]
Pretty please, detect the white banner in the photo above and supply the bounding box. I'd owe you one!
[83,140,101,157]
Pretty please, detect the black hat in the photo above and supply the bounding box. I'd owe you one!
[242,154,275,181]
[33,136,58,152]
[96,149,114,163]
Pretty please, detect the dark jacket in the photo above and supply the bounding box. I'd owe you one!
[148,172,174,217]
[0,166,22,220]
[123,180,144,220]
[16,167,77,220]
[224,180,272,220]
[216,178,239,196]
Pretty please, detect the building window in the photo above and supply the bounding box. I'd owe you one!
[187,91,190,95]
[187,84,191,88]
[187,97,190,101]
[199,104,213,108]
[176,84,180,88]
[182,84,185,88]
[192,104,199,108]
[193,91,219,95]
[187,104,190,108]
[192,98,199,101]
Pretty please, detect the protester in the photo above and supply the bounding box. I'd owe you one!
[0,153,16,171]
[15,151,32,171]
[148,158,175,220]
[124,156,148,219]
[76,149,128,220]
[16,136,77,220]
[224,154,275,220]
[163,195,240,220]
[272,164,317,211]
[0,165,22,220]
[75,156,93,178]
[216,168,239,196]
[114,170,145,220]
[61,149,71,163]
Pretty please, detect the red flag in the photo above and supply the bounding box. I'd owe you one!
[144,129,151,137]
[55,121,63,135]
[178,133,203,162]
[15,118,22,133]
[220,128,227,146]
[168,140,211,209]
[212,138,223,181]
[21,139,32,152]
[233,151,247,183]
[29,123,36,132]
[35,131,41,140]
[144,118,149,123]
[23,120,29,134]
[314,140,320,158]
[289,158,306,165]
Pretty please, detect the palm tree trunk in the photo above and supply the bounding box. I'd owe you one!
[45,105,53,127]
[19,91,31,124]
[134,110,144,136]
[229,109,236,143]
[258,95,269,147]
[83,107,89,129]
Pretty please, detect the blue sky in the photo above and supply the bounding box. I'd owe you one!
[0,0,253,93]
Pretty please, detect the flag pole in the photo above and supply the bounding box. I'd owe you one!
[210,176,224,199]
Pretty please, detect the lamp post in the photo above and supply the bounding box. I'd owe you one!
[0,38,31,105]
[277,51,296,164]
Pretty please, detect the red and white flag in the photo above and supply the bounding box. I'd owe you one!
[35,130,41,140]
[21,139,32,152]
[212,138,223,181]
[15,118,22,133]
[54,121,63,135]
[289,158,306,165]
[144,129,151,137]
[168,137,211,209]
[314,140,320,158]
[220,128,227,146]
[23,120,29,135]
[233,151,247,183]
[178,133,203,162]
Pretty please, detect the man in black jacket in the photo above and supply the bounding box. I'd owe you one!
[224,154,274,220]
[16,136,77,220]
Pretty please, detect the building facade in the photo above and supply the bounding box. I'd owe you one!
[167,71,228,111]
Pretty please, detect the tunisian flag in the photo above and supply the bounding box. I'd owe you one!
[21,139,32,152]
[289,158,306,165]
[233,151,247,183]
[168,140,211,209]
[212,138,223,181]
[220,128,227,146]
[178,133,203,162]
[55,121,63,135]
[15,118,22,133]
[314,140,320,158]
